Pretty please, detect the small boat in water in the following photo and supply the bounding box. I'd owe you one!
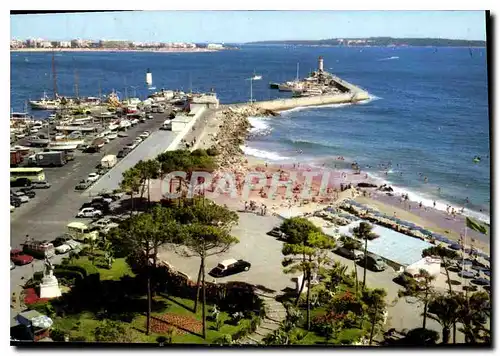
[29,92,61,110]
[269,82,280,89]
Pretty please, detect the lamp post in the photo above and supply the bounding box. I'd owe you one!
[246,73,262,104]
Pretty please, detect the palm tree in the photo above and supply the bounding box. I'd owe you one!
[120,167,141,216]
[352,222,378,290]
[427,294,460,344]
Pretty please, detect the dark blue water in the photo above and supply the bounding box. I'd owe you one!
[10,46,490,221]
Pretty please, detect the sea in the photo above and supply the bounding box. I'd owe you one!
[10,45,490,223]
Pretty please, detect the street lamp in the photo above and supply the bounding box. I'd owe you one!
[245,73,262,104]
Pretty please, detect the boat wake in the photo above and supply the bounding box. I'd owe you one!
[378,56,400,61]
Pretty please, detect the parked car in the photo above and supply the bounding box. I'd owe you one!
[78,144,90,151]
[18,188,36,198]
[55,244,71,254]
[107,132,118,140]
[117,149,129,158]
[146,114,154,120]
[75,180,92,191]
[11,205,15,212]
[139,131,150,139]
[126,142,138,150]
[99,192,123,201]
[267,227,286,239]
[10,178,32,187]
[118,132,129,138]
[76,207,103,218]
[11,191,29,203]
[334,246,364,261]
[209,258,251,278]
[31,181,51,189]
[362,254,387,272]
[87,173,100,182]
[11,249,34,265]
[133,137,143,144]
[23,240,55,259]
[91,218,119,233]
[11,261,15,270]
[92,196,113,205]
[11,196,21,208]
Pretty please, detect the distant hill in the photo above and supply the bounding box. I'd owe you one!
[246,37,486,47]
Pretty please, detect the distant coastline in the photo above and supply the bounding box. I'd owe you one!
[10,48,236,53]
[247,37,486,47]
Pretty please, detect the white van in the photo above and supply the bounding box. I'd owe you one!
[66,222,99,242]
[161,119,172,130]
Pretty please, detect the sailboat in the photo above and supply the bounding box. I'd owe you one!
[278,63,303,92]
[29,51,62,110]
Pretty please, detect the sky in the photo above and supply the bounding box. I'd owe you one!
[10,11,487,43]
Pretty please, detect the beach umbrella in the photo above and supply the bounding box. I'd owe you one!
[458,271,475,279]
[449,243,461,250]
[471,278,490,286]
[483,270,491,277]
[471,264,488,272]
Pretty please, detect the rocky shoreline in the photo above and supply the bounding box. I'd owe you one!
[210,105,278,172]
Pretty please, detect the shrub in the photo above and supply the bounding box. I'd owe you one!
[214,334,233,345]
[50,328,66,342]
[54,269,84,282]
[206,147,219,156]
[59,265,88,277]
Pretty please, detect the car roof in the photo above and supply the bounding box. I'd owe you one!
[219,258,238,267]
[67,221,88,229]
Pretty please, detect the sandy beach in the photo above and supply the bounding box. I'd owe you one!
[190,105,490,255]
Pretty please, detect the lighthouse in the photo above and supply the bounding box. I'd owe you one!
[318,56,324,72]
[146,69,153,86]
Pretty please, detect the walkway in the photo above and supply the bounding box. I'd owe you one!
[239,292,287,345]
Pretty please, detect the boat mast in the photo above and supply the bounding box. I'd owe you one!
[52,50,58,99]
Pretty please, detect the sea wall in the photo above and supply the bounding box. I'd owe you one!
[250,91,370,112]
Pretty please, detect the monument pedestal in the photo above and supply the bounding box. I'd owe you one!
[39,271,61,299]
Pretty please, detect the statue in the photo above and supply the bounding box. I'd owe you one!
[40,256,61,299]
[44,257,54,277]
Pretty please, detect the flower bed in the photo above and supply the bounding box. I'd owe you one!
[150,313,202,335]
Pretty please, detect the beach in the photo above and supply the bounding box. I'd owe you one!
[191,105,490,255]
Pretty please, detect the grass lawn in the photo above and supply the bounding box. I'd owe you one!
[67,255,133,281]
[52,295,252,344]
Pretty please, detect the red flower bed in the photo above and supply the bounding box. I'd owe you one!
[22,288,50,305]
[150,313,202,335]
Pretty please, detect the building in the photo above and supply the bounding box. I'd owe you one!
[39,41,53,48]
[71,39,91,48]
[10,39,24,49]
[54,41,71,48]
[207,43,224,50]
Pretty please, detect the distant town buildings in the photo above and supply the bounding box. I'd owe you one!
[11,38,223,50]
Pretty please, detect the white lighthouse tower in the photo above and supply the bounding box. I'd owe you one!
[318,56,324,72]
[146,68,153,86]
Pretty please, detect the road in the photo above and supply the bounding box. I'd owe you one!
[10,111,170,248]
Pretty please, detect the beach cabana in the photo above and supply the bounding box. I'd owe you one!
[471,278,490,286]
[458,271,475,279]
[405,257,441,278]
[449,243,462,250]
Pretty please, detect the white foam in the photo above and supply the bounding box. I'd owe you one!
[366,172,490,224]
[240,145,291,161]
[279,102,353,115]
[247,116,272,134]
[378,56,400,61]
